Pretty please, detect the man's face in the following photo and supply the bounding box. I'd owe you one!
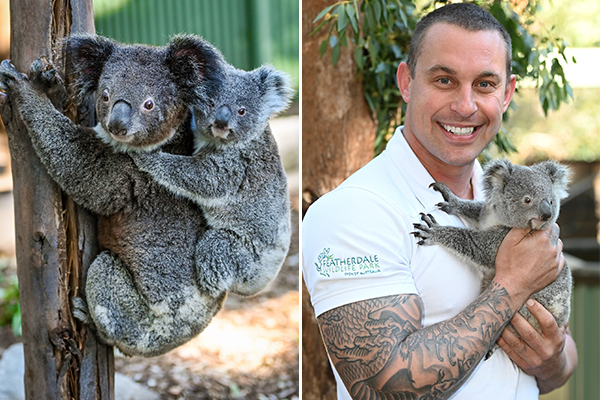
[397,23,516,169]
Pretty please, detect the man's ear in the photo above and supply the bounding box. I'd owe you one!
[502,74,516,113]
[397,62,411,103]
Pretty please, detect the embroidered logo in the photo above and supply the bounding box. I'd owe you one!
[315,248,381,278]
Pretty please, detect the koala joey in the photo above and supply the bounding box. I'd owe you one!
[130,64,294,298]
[412,159,572,357]
[0,34,230,357]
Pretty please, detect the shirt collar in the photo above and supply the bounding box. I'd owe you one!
[384,126,484,210]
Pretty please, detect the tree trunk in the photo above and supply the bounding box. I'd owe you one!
[302,0,376,213]
[1,1,114,399]
[301,1,377,399]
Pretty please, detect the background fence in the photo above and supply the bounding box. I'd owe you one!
[94,0,299,98]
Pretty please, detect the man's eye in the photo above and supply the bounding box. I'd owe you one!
[478,81,495,90]
[439,77,451,85]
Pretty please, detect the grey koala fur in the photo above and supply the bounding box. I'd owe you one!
[412,159,572,357]
[0,33,230,357]
[130,64,294,297]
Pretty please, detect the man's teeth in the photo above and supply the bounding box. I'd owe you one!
[441,124,475,136]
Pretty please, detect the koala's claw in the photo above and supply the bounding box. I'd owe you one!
[30,57,65,96]
[30,57,56,82]
[436,201,454,214]
[411,213,439,246]
[430,181,453,199]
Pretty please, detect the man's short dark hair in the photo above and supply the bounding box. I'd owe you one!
[407,2,512,81]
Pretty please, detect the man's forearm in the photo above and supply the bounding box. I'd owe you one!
[318,281,524,399]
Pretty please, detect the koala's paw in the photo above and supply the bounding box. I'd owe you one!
[72,297,94,325]
[430,182,459,215]
[29,57,65,98]
[0,59,28,94]
[411,213,442,246]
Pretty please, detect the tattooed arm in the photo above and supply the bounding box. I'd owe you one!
[318,283,515,399]
[317,226,565,399]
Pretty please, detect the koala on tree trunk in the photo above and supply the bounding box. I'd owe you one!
[412,159,572,358]
[0,34,231,357]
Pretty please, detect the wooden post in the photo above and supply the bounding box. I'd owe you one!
[1,0,114,399]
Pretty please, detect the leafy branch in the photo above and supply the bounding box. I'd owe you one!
[312,0,575,156]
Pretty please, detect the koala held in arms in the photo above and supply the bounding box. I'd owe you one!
[130,64,294,297]
[412,159,572,357]
[0,34,229,357]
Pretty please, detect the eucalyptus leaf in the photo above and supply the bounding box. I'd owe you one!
[346,4,359,33]
[313,4,335,23]
[331,43,341,66]
[337,4,349,33]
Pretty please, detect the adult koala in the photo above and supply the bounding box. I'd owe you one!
[0,34,227,357]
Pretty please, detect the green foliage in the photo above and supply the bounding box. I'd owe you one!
[312,0,574,156]
[0,262,20,337]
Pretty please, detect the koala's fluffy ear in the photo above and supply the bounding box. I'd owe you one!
[64,34,115,101]
[165,35,226,104]
[255,65,294,118]
[533,160,571,200]
[483,158,514,200]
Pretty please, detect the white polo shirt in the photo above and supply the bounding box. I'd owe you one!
[302,127,538,399]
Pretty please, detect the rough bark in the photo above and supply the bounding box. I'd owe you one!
[1,1,114,399]
[302,1,377,398]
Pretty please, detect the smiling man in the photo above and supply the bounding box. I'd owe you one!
[302,3,577,399]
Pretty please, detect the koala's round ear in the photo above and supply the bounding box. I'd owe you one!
[483,158,514,197]
[63,34,115,100]
[165,35,226,102]
[533,160,571,200]
[255,65,294,118]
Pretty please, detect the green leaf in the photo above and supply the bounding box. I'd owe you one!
[346,4,359,33]
[355,46,364,70]
[329,34,338,48]
[319,39,328,57]
[331,43,341,66]
[340,29,348,48]
[373,0,382,22]
[374,62,387,74]
[566,83,574,100]
[313,4,335,23]
[337,4,349,32]
[310,19,328,36]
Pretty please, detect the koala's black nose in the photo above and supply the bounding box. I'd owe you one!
[539,200,552,221]
[214,106,232,129]
[108,100,131,136]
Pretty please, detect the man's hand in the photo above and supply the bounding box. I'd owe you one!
[494,224,565,305]
[497,299,577,393]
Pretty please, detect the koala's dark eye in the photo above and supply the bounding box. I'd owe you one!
[102,90,109,102]
[238,107,246,116]
[523,196,532,204]
[143,99,154,110]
